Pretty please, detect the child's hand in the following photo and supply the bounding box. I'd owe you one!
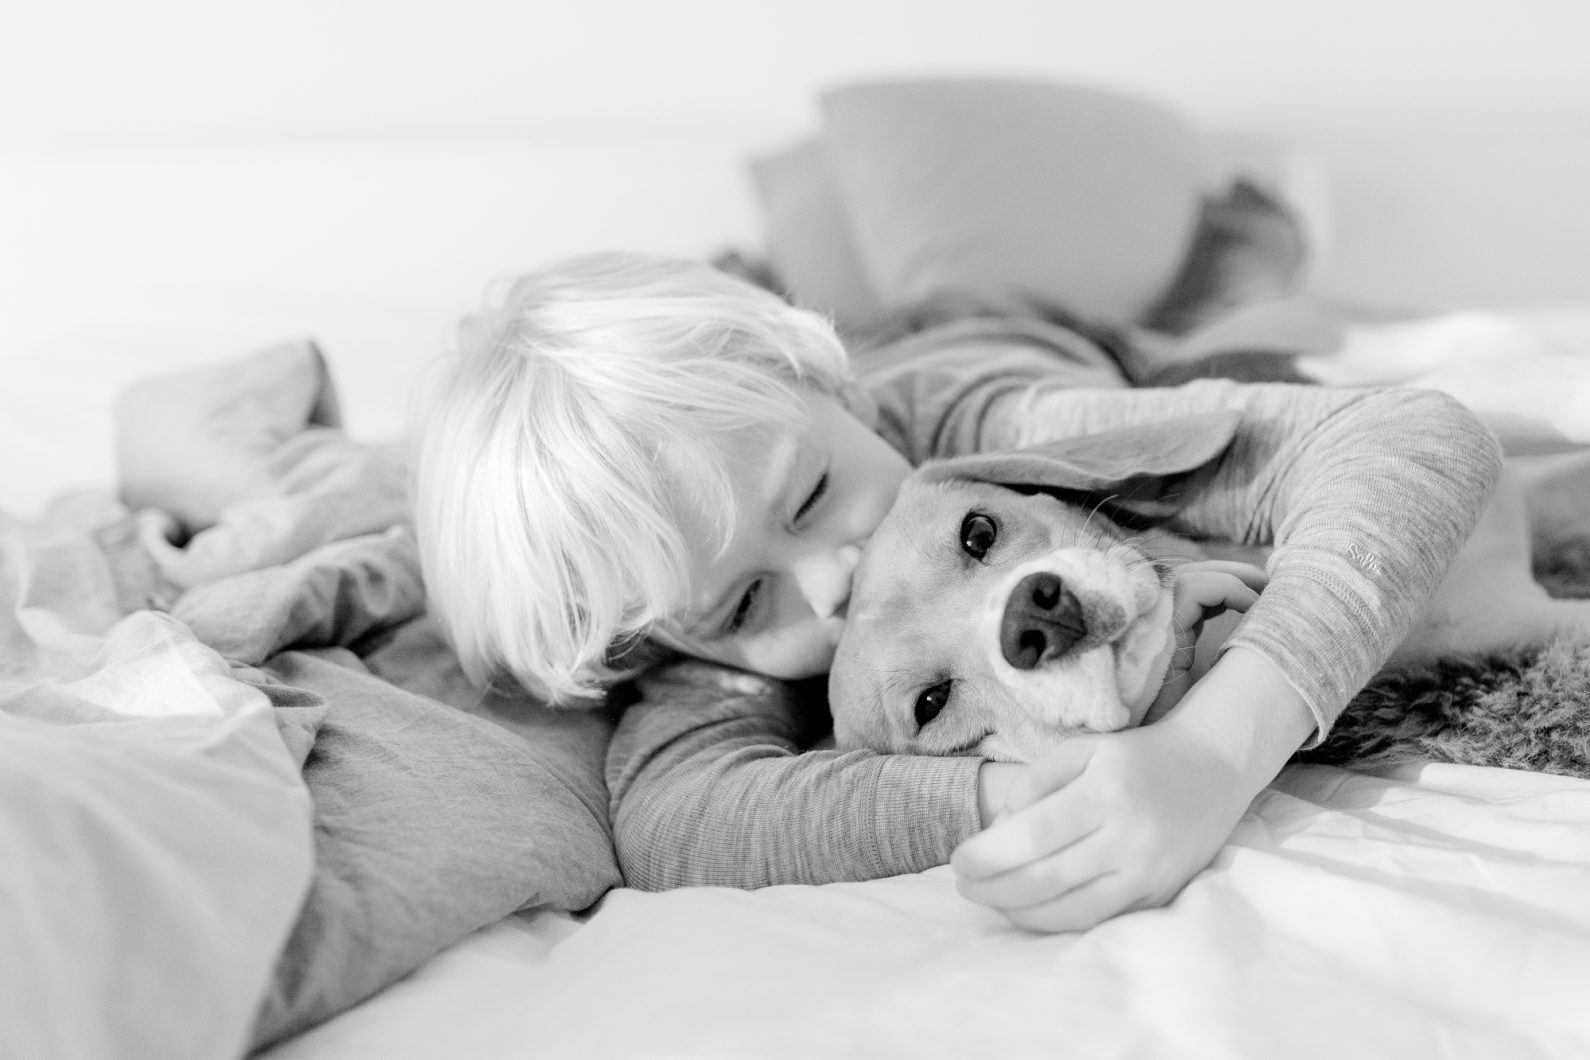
[954,647,1314,934]
[954,719,1250,932]
[1146,560,1268,722]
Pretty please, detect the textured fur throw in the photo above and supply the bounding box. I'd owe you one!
[1302,552,1590,777]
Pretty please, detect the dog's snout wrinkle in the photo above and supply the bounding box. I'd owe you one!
[999,571,1084,670]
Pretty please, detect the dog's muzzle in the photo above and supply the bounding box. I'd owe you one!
[999,571,1084,668]
[978,552,1169,736]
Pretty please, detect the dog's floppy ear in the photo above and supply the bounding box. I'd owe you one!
[917,411,1241,519]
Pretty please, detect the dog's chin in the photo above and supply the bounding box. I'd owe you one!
[987,597,1176,744]
[1114,589,1177,728]
[981,553,1173,733]
[975,565,1177,750]
[982,648,1166,765]
[1122,597,1179,728]
[981,622,1175,763]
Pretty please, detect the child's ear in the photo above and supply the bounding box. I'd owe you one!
[837,380,879,430]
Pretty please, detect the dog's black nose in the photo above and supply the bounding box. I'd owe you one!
[999,572,1085,670]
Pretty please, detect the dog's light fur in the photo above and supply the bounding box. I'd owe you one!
[830,432,1590,763]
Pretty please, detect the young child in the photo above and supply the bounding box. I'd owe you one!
[411,251,1503,933]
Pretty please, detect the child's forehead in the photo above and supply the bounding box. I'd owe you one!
[658,415,802,537]
[725,415,804,474]
[725,419,808,514]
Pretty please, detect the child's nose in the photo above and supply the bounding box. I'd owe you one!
[792,544,862,620]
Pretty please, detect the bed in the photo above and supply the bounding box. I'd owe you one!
[6,76,1590,1060]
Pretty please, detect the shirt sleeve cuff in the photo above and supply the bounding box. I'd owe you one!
[867,754,985,876]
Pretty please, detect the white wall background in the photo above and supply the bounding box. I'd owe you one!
[4,0,1588,304]
[4,0,1588,143]
[2,0,1588,511]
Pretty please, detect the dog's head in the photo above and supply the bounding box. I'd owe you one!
[829,412,1240,762]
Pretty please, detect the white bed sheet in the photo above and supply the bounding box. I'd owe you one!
[7,134,1590,1059]
[264,763,1590,1060]
[252,305,1590,1060]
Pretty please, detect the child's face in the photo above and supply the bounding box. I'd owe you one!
[662,388,910,680]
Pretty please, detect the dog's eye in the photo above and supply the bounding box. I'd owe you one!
[914,681,951,730]
[960,513,997,560]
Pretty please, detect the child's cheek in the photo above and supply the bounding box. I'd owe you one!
[742,620,844,680]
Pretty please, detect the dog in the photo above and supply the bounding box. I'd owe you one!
[828,414,1590,764]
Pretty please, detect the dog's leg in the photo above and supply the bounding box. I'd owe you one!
[1390,468,1590,667]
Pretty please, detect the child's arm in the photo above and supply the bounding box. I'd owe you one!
[608,658,994,889]
[609,371,1500,910]
[945,379,1503,929]
[981,379,1504,737]
[608,562,1261,894]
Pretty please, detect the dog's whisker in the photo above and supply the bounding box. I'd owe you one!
[1098,538,1170,583]
[1124,528,1184,553]
[1080,492,1120,541]
[876,667,916,699]
[1119,531,1201,584]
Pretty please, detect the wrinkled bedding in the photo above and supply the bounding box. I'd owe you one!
[10,312,1590,1060]
[0,505,315,1060]
[0,347,620,1059]
[270,762,1590,1060]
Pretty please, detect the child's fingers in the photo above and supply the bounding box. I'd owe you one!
[998,871,1137,935]
[1181,559,1268,592]
[952,763,1097,879]
[951,806,1098,883]
[1171,571,1261,631]
[954,828,1111,910]
[1175,569,1262,614]
[1003,739,1094,811]
[989,848,1187,934]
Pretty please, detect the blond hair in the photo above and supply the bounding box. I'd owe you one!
[411,251,851,703]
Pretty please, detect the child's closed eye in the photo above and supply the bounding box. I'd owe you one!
[795,472,829,523]
[726,579,762,635]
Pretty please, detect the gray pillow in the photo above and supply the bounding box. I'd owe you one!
[818,77,1206,323]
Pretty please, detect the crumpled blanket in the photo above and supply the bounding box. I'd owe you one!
[1,342,621,1060]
